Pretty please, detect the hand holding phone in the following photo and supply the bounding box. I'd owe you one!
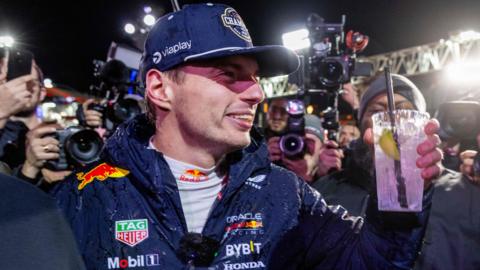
[7,49,33,81]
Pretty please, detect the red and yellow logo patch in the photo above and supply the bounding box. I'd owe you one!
[77,163,129,190]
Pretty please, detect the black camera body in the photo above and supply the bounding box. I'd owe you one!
[45,127,104,171]
[279,100,306,157]
[87,98,142,130]
[436,101,480,141]
[300,14,371,141]
[306,14,372,91]
[86,59,143,133]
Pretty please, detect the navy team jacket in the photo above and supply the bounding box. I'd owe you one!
[52,115,427,270]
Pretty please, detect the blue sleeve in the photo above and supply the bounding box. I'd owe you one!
[269,177,432,270]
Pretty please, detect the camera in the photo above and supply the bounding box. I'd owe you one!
[45,127,104,171]
[279,99,306,157]
[306,14,372,91]
[296,14,372,141]
[84,59,143,133]
[435,101,480,141]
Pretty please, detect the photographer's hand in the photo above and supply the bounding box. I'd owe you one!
[267,136,282,162]
[41,168,72,184]
[459,134,480,182]
[341,83,359,110]
[22,125,60,179]
[0,75,35,128]
[317,140,343,177]
[83,99,103,127]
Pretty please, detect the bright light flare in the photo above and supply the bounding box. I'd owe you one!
[143,14,156,26]
[43,78,53,88]
[282,29,310,51]
[446,60,480,85]
[306,105,314,114]
[0,36,15,47]
[124,23,136,34]
[458,30,480,42]
[144,6,152,14]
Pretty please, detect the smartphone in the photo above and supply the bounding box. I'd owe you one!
[6,49,33,81]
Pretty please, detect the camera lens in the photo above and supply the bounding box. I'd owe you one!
[319,59,344,86]
[279,134,305,157]
[66,129,103,164]
[111,99,142,123]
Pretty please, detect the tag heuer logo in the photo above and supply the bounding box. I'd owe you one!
[115,219,149,247]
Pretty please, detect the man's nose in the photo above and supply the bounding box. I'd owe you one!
[240,82,264,106]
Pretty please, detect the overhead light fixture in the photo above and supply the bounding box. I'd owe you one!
[143,6,152,14]
[143,14,156,26]
[124,23,136,34]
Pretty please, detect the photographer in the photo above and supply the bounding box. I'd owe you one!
[0,57,45,169]
[338,122,360,148]
[75,59,144,138]
[0,54,71,184]
[264,97,289,139]
[268,114,343,182]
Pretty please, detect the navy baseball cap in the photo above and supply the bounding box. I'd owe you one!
[139,3,300,82]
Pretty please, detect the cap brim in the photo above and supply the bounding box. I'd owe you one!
[184,45,300,77]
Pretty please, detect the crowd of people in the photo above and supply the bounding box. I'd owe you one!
[0,2,479,270]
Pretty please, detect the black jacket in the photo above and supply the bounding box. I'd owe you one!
[0,172,86,270]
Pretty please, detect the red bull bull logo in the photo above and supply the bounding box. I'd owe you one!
[179,169,208,182]
[77,163,130,190]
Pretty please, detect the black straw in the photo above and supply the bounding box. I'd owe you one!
[384,67,408,208]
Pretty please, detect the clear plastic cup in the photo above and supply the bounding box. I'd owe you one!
[372,110,430,212]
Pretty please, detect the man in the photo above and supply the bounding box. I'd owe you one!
[52,4,442,269]
[264,97,289,139]
[338,123,360,148]
[313,74,440,216]
[268,114,343,182]
[313,74,480,270]
[0,172,86,270]
[0,55,70,184]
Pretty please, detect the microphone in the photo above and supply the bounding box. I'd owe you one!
[177,232,220,267]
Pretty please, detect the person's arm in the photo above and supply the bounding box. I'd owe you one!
[269,120,443,269]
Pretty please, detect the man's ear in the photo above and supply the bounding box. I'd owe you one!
[40,87,47,102]
[146,69,173,111]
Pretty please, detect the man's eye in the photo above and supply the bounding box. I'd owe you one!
[223,71,235,78]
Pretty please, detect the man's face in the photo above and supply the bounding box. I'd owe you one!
[266,98,288,133]
[168,55,264,153]
[338,124,360,148]
[360,93,415,135]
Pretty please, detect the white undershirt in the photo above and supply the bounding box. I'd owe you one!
[148,139,224,233]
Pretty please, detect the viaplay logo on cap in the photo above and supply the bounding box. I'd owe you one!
[152,40,192,64]
[221,8,251,42]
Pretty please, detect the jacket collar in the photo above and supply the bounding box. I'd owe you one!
[103,114,271,194]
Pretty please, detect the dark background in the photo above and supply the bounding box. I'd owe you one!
[1,0,479,95]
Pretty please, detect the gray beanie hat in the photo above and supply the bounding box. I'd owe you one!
[357,74,427,124]
[304,114,324,142]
